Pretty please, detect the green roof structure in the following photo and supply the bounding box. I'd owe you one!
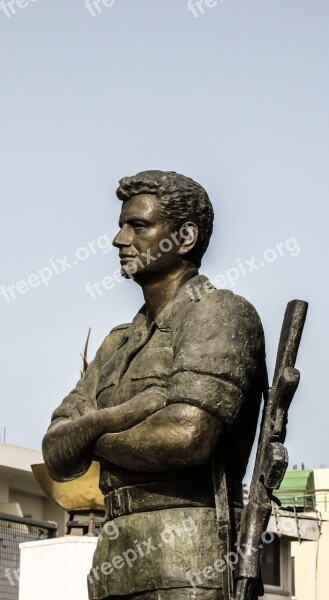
[275,470,315,511]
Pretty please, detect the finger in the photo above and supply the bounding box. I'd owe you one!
[70,407,81,420]
[75,399,86,415]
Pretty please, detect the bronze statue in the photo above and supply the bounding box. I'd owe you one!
[42,171,267,600]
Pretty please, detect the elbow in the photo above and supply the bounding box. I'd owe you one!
[183,429,215,466]
[176,419,222,467]
[42,430,89,483]
[42,433,70,482]
[160,404,223,468]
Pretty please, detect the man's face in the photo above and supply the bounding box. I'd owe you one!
[112,194,182,282]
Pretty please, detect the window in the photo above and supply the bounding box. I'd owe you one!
[262,534,281,587]
[261,535,292,598]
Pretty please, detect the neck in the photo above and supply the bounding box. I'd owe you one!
[140,265,198,326]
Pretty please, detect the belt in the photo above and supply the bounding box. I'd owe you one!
[105,479,215,520]
[108,590,224,599]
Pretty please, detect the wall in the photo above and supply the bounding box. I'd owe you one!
[0,442,66,535]
[290,468,329,600]
[291,517,329,600]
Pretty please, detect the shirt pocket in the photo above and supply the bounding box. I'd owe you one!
[96,358,121,400]
[128,348,173,384]
[97,363,122,409]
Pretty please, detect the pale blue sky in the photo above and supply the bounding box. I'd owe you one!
[1,0,328,475]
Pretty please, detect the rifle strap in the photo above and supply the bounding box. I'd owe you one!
[212,453,234,600]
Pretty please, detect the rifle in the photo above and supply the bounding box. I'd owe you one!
[233,299,308,600]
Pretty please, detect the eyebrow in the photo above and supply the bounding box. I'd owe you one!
[118,217,152,227]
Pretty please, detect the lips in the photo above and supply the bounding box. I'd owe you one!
[119,254,137,261]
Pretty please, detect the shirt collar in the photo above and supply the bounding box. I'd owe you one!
[128,274,214,335]
[155,274,214,330]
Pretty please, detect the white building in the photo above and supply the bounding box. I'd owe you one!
[0,441,66,532]
[289,468,329,600]
[0,442,66,600]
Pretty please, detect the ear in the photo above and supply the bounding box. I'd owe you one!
[177,222,199,257]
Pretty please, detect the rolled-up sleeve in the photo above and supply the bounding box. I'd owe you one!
[167,289,265,428]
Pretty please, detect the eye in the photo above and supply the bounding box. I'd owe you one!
[132,222,147,231]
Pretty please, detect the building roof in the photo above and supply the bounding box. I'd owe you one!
[0,441,44,496]
[276,470,315,511]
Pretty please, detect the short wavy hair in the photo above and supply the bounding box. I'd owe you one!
[116,170,214,267]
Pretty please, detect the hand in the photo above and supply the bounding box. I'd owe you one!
[70,398,90,420]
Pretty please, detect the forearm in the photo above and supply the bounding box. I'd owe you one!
[42,412,105,481]
[94,404,222,472]
[42,388,166,481]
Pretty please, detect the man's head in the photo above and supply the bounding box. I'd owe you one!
[115,170,214,268]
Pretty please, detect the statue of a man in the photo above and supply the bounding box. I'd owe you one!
[42,171,266,600]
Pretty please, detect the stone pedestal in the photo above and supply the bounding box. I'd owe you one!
[19,536,97,600]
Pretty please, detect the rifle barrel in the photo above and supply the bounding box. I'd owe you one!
[272,300,308,387]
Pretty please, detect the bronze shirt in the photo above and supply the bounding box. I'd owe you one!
[49,275,265,598]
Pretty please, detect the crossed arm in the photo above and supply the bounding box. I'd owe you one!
[93,402,222,472]
[42,387,222,481]
[43,291,263,482]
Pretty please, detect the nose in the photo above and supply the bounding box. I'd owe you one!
[112,225,131,248]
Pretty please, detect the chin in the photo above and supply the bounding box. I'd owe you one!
[121,265,135,279]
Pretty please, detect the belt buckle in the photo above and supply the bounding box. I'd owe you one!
[111,487,130,518]
[112,489,122,517]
